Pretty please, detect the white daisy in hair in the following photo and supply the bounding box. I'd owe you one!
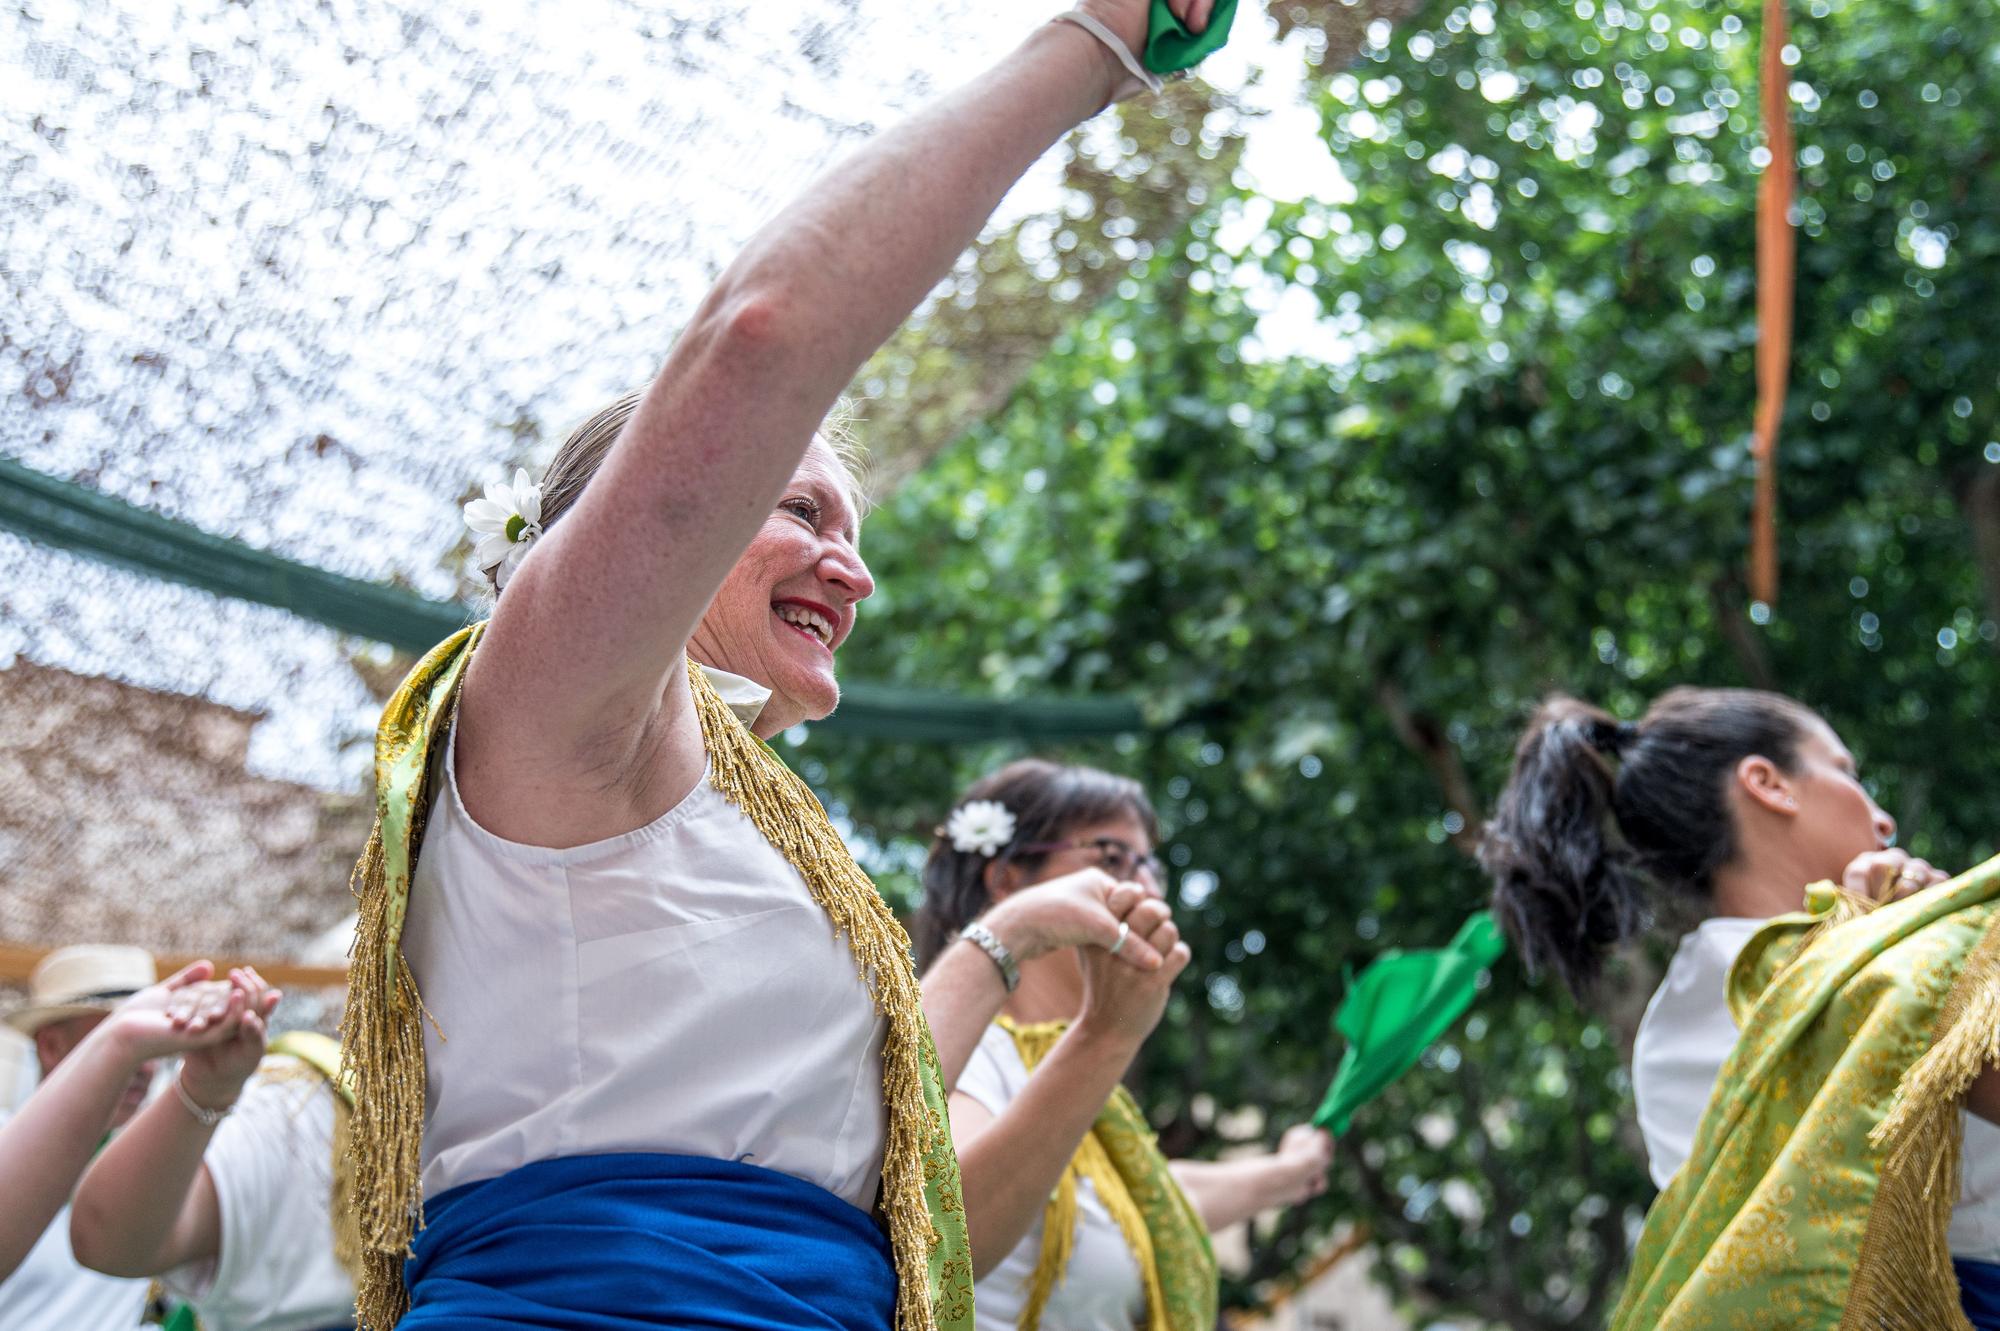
[945,800,1016,858]
[464,467,544,589]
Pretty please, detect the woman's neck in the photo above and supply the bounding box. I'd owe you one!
[1003,948,1085,1026]
[1708,844,1820,920]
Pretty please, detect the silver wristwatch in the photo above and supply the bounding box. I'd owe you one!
[959,920,1020,993]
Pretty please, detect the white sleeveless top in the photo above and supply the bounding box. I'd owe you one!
[401,707,889,1210]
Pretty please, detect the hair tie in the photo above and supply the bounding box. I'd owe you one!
[1587,718,1640,755]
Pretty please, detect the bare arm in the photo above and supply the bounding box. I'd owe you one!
[1168,1126,1333,1232]
[0,965,232,1278]
[70,971,278,1278]
[924,873,1164,1088]
[953,917,1190,1276]
[952,1026,1148,1278]
[461,5,1176,822]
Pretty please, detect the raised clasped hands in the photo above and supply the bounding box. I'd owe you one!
[1075,888,1191,1047]
[1842,847,1949,904]
[174,966,283,1113]
[100,961,241,1061]
[985,866,1172,969]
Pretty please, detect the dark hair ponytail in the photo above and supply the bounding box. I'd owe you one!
[911,759,1157,972]
[1480,688,1818,997]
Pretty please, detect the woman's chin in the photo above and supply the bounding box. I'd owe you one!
[769,671,840,728]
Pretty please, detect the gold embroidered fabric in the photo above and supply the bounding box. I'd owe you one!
[339,627,973,1331]
[999,1018,1216,1331]
[1607,857,2000,1330]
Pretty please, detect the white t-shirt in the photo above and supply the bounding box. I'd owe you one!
[0,1111,150,1331]
[955,1024,1145,1331]
[1632,914,2000,1261]
[162,1064,354,1331]
[402,707,888,1209]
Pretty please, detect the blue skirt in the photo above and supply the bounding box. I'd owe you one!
[1960,1258,2000,1330]
[400,1153,896,1330]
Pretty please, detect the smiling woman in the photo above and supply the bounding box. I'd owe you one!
[333,5,1227,1331]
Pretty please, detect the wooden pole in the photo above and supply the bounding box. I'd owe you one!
[1750,0,1796,606]
[0,942,348,991]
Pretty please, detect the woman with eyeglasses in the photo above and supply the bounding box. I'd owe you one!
[915,759,1333,1331]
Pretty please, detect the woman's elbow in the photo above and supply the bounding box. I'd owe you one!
[680,286,797,369]
[67,1198,140,1277]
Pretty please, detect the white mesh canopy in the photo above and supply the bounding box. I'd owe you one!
[2,0,1055,781]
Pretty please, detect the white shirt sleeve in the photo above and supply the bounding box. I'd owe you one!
[161,1066,354,1331]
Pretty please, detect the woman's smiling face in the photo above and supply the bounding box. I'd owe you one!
[688,436,874,733]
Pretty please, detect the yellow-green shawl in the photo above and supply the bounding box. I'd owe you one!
[338,624,974,1331]
[999,1017,1216,1331]
[1609,856,2000,1330]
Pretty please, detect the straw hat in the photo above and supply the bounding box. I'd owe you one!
[5,945,157,1034]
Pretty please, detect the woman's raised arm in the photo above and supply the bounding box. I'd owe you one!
[466,3,1195,788]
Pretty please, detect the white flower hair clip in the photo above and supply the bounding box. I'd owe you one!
[944,800,1016,858]
[464,468,544,590]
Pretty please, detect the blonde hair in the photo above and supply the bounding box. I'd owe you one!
[487,392,870,592]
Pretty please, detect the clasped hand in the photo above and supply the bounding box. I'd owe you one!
[103,961,283,1108]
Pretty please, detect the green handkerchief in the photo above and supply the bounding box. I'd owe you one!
[1146,0,1240,73]
[1314,911,1507,1134]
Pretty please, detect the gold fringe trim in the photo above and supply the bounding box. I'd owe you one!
[330,1092,363,1283]
[692,662,949,1331]
[1842,912,2000,1329]
[340,625,476,1331]
[344,825,431,1330]
[1005,1019,1170,1331]
[1021,1168,1078,1330]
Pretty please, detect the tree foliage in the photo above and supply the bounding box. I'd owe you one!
[804,0,2000,1324]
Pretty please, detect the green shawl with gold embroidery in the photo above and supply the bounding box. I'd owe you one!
[999,1017,1216,1331]
[1609,856,2000,1329]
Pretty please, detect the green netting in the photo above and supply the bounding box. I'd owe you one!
[0,455,1144,742]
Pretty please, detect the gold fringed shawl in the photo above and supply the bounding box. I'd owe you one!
[999,1018,1216,1331]
[338,626,974,1331]
[1606,856,2000,1330]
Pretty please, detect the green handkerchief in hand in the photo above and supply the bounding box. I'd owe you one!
[1146,0,1240,73]
[1313,911,1507,1135]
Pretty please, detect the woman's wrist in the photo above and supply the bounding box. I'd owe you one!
[1027,12,1128,113]
[1067,1009,1150,1059]
[175,1065,246,1118]
[978,897,1048,964]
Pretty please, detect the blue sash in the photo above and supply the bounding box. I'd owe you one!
[400,1153,895,1330]
[1960,1258,2000,1331]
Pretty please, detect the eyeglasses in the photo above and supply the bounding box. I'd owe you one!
[1018,836,1164,883]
